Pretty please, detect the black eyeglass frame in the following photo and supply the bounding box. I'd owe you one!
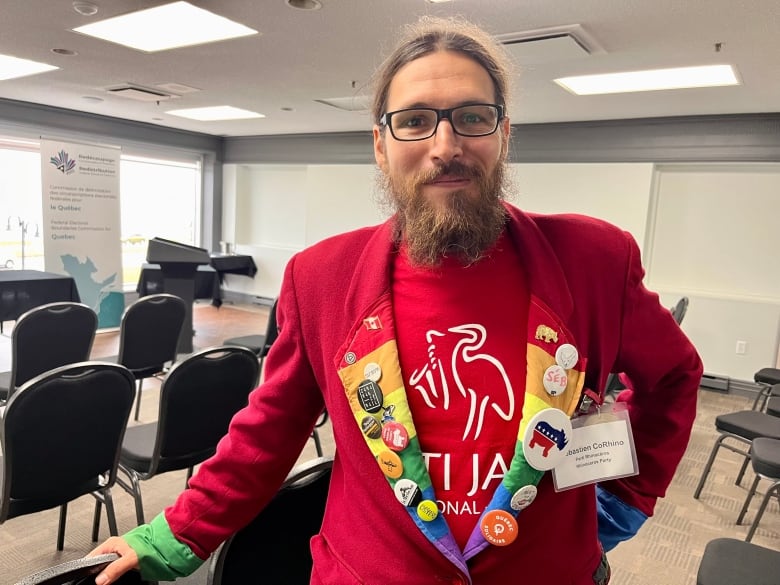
[379,103,505,141]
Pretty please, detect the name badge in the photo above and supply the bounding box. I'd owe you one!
[552,403,638,491]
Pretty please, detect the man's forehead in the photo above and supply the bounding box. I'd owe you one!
[386,51,497,109]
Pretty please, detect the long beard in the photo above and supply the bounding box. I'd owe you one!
[381,160,508,267]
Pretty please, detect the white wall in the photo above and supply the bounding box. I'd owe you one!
[221,161,780,382]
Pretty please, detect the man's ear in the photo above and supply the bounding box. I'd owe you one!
[373,125,388,173]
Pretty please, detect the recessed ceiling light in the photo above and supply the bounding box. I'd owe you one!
[0,54,59,81]
[426,0,454,3]
[73,1,98,16]
[73,1,258,52]
[166,106,265,121]
[286,0,323,9]
[554,64,739,95]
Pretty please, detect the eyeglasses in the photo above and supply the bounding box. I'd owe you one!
[379,103,504,141]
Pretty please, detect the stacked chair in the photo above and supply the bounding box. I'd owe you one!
[694,364,780,542]
[223,297,279,371]
[207,456,333,585]
[0,301,97,403]
[116,345,260,524]
[0,362,135,550]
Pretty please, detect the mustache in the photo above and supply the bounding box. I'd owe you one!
[416,160,485,184]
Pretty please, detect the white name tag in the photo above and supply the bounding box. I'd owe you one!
[552,404,638,491]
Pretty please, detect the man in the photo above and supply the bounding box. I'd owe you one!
[93,16,702,585]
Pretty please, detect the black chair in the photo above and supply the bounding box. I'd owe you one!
[116,346,260,524]
[14,553,152,585]
[104,293,186,421]
[207,456,333,585]
[696,537,780,585]
[736,437,780,542]
[752,367,780,411]
[693,410,780,500]
[0,362,135,550]
[0,302,97,402]
[223,298,279,370]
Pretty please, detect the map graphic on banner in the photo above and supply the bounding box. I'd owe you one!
[40,139,124,328]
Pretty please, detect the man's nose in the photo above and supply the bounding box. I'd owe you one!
[429,118,463,163]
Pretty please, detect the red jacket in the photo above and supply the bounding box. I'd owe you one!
[165,203,702,584]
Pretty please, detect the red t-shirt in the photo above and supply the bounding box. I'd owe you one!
[392,231,529,550]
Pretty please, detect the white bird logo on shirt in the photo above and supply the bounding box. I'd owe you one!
[409,324,515,440]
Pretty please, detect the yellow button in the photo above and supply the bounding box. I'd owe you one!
[417,500,439,522]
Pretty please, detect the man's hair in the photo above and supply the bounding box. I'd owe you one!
[370,16,512,125]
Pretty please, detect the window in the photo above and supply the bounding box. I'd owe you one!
[0,138,202,287]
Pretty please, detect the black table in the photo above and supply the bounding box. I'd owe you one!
[137,264,221,306]
[209,253,257,282]
[0,269,81,331]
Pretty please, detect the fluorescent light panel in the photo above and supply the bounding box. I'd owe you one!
[555,64,739,95]
[73,1,258,52]
[166,106,265,121]
[0,54,58,81]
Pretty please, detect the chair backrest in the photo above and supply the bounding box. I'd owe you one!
[671,296,689,325]
[148,346,260,475]
[259,297,279,359]
[117,294,186,374]
[14,553,150,585]
[207,456,334,585]
[9,302,97,395]
[0,362,135,522]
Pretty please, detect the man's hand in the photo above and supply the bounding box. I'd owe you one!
[87,537,140,585]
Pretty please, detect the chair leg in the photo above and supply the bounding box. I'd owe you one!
[311,429,323,457]
[186,466,194,485]
[134,379,144,421]
[737,474,761,524]
[116,466,146,525]
[745,481,780,542]
[92,498,103,542]
[694,435,726,499]
[736,454,752,486]
[104,488,119,536]
[57,503,68,551]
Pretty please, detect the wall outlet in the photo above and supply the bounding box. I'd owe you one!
[735,340,747,354]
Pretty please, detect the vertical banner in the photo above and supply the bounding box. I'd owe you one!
[40,138,124,328]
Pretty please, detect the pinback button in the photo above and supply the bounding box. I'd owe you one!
[417,499,439,522]
[360,415,382,439]
[555,343,579,370]
[393,478,422,507]
[480,510,518,546]
[543,364,568,397]
[381,421,409,451]
[344,351,357,365]
[364,362,382,382]
[377,450,403,479]
[510,485,538,511]
[522,408,572,471]
[357,379,384,413]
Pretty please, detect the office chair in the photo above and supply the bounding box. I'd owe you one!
[207,456,334,585]
[223,297,279,370]
[735,437,780,542]
[116,346,260,524]
[696,537,780,585]
[0,301,97,402]
[0,362,135,550]
[103,293,186,421]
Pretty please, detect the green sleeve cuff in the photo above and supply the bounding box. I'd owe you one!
[124,513,205,581]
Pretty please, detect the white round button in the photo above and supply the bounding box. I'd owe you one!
[364,362,382,382]
[522,408,572,471]
[555,343,579,370]
[510,485,538,510]
[543,364,568,396]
